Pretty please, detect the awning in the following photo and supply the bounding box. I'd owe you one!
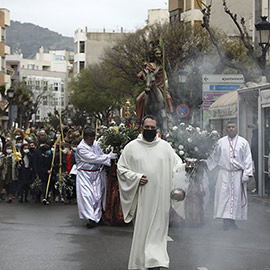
[209,90,237,120]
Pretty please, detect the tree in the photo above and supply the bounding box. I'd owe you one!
[11,79,51,128]
[196,0,261,82]
[103,21,217,122]
[0,84,13,119]
[69,62,132,125]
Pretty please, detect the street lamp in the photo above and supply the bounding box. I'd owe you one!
[178,69,187,83]
[7,88,14,129]
[255,16,270,80]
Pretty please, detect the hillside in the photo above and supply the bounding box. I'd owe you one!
[6,20,74,58]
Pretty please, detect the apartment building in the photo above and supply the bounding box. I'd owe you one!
[74,28,125,74]
[147,9,169,25]
[6,47,73,123]
[0,8,10,88]
[169,0,254,37]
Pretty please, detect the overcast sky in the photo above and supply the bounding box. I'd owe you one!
[2,0,168,37]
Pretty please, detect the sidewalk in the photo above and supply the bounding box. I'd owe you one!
[250,193,270,207]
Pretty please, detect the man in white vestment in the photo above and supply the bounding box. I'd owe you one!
[117,115,185,270]
[76,129,117,228]
[206,121,253,230]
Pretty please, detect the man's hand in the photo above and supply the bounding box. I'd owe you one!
[139,175,148,186]
[108,151,117,160]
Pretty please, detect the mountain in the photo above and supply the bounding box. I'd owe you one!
[6,20,74,58]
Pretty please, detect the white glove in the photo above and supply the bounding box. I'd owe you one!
[108,151,117,160]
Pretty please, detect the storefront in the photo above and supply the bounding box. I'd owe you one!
[208,90,237,137]
[238,84,270,197]
[208,84,270,197]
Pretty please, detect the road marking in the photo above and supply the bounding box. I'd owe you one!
[197,268,208,270]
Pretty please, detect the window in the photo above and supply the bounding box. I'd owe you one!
[54,97,58,106]
[170,9,182,23]
[36,110,40,121]
[43,96,48,105]
[79,61,85,71]
[61,96,64,106]
[61,82,64,92]
[1,57,5,72]
[1,28,5,42]
[185,0,191,10]
[42,80,48,90]
[54,82,58,91]
[55,55,64,61]
[35,80,40,90]
[27,64,35,70]
[42,65,50,71]
[50,97,54,106]
[79,41,85,53]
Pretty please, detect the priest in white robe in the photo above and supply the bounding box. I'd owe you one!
[76,129,117,228]
[206,121,253,230]
[117,116,185,270]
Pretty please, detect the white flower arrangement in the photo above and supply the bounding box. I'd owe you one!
[166,124,219,161]
[99,126,139,158]
[179,150,185,156]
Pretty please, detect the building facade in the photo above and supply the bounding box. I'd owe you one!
[74,28,125,74]
[0,8,10,88]
[169,0,254,37]
[6,47,73,123]
[147,9,169,25]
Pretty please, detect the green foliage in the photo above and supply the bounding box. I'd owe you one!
[99,126,139,157]
[30,177,43,193]
[55,173,75,196]
[69,63,132,124]
[69,20,260,124]
[166,123,219,161]
[47,113,60,129]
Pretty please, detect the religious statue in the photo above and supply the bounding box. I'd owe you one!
[136,45,173,133]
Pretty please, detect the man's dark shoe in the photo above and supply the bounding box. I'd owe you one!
[98,218,109,226]
[86,219,97,229]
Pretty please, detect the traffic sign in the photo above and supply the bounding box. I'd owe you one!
[176,104,190,118]
[203,92,223,101]
[202,102,213,110]
[209,84,241,91]
[202,74,244,83]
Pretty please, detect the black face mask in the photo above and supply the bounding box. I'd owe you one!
[143,129,157,141]
[29,147,35,153]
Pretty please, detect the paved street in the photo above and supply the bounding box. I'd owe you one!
[0,196,270,270]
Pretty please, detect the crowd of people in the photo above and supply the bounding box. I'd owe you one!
[0,125,82,205]
[0,117,254,270]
